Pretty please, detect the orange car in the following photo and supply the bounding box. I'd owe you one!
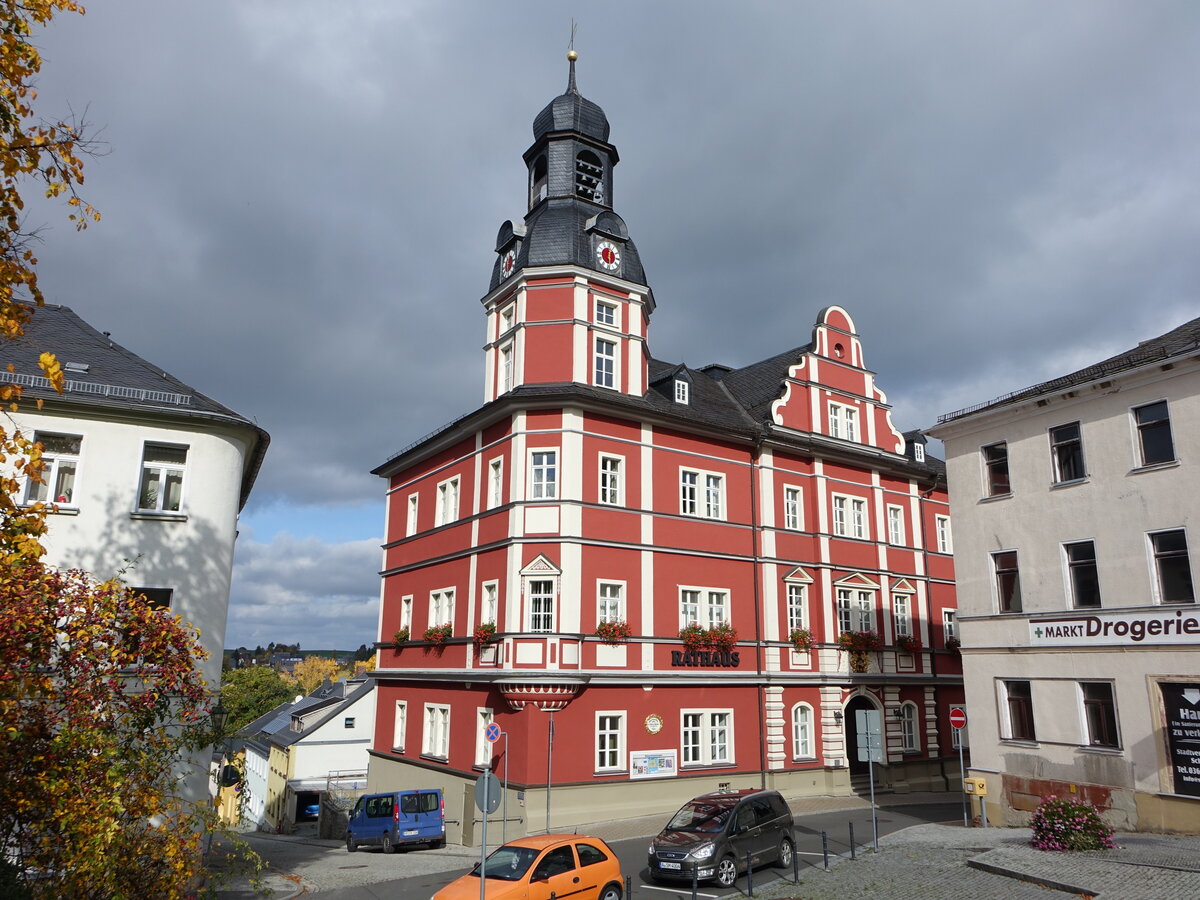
[433,834,624,900]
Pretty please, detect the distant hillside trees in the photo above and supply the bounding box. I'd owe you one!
[220,666,296,733]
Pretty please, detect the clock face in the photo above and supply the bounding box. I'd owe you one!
[645,714,664,735]
[596,240,621,271]
[501,249,517,279]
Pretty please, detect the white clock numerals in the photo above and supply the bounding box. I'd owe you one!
[502,250,516,278]
[596,241,621,271]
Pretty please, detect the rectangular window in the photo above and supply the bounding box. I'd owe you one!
[400,595,413,630]
[837,588,874,634]
[595,299,617,327]
[679,587,729,629]
[936,515,952,554]
[475,708,494,767]
[406,493,419,536]
[599,455,623,505]
[529,579,555,632]
[680,469,723,519]
[481,581,498,625]
[596,713,624,771]
[500,343,514,393]
[1081,682,1119,748]
[786,584,807,632]
[681,710,733,767]
[892,594,911,637]
[993,550,1022,612]
[393,701,407,750]
[832,495,867,538]
[422,704,450,758]
[137,442,187,512]
[887,505,904,545]
[1151,529,1194,603]
[1134,400,1175,466]
[500,304,514,334]
[597,582,623,623]
[1050,422,1086,483]
[942,610,957,643]
[791,705,813,758]
[829,402,859,441]
[983,442,1010,496]
[783,486,802,530]
[595,338,616,389]
[429,589,455,627]
[25,431,81,505]
[1004,680,1036,741]
[131,587,172,609]
[344,717,355,729]
[435,476,459,526]
[530,451,557,500]
[1065,540,1101,608]
[899,705,918,752]
[674,379,689,404]
[488,459,504,508]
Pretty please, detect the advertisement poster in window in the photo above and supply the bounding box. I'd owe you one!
[630,750,677,779]
[1159,682,1200,798]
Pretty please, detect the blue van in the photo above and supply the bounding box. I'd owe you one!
[346,789,445,853]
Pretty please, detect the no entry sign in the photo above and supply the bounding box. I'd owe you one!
[949,708,967,729]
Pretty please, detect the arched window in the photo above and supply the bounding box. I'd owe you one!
[575,150,604,202]
[529,155,548,209]
[899,702,919,752]
[791,703,814,759]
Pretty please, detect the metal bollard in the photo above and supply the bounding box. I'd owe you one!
[849,822,856,860]
[821,830,829,872]
[745,850,753,897]
[625,875,631,900]
[691,862,698,900]
[792,835,800,883]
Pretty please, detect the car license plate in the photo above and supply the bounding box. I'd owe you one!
[659,862,681,870]
[403,829,418,836]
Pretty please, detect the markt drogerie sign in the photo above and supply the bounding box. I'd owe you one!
[1030,608,1200,647]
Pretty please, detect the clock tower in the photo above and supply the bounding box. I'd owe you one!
[482,51,655,402]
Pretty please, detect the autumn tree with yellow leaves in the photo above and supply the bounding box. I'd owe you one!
[0,4,242,897]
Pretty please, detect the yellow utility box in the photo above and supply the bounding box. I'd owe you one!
[963,777,988,796]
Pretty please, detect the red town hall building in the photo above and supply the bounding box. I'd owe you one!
[367,58,963,841]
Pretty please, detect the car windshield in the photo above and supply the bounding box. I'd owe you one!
[471,845,541,882]
[665,800,735,833]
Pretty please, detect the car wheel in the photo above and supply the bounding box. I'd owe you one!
[599,883,622,900]
[776,836,794,869]
[346,834,357,853]
[381,832,394,854]
[715,856,738,888]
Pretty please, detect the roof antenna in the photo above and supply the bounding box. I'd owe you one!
[567,20,578,93]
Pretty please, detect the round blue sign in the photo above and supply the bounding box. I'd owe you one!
[485,723,502,743]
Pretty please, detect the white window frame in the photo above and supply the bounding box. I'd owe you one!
[914,443,925,463]
[481,581,498,626]
[595,337,617,389]
[599,454,623,505]
[783,486,802,530]
[406,493,419,536]
[1149,528,1195,604]
[679,587,729,629]
[680,709,733,767]
[429,589,455,628]
[596,712,625,772]
[892,594,911,638]
[674,379,689,404]
[828,402,859,441]
[392,701,407,750]
[899,702,919,752]
[500,342,514,393]
[500,304,515,334]
[528,578,556,632]
[837,588,874,634]
[1133,400,1175,466]
[832,494,867,538]
[434,476,460,527]
[786,583,808,632]
[475,708,495,767]
[887,505,905,545]
[400,595,413,630]
[791,703,814,759]
[530,450,558,500]
[25,431,81,506]
[597,581,624,624]
[595,298,618,328]
[488,458,504,508]
[422,703,450,759]
[137,441,188,513]
[680,468,724,519]
[942,609,957,642]
[935,515,952,554]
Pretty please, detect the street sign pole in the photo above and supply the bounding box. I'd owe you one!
[855,709,883,852]
[502,731,509,844]
[949,708,968,828]
[478,766,490,900]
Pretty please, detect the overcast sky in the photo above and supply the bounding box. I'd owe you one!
[26,1,1200,650]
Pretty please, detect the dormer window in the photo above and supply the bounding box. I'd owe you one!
[674,379,689,404]
[914,443,925,462]
[575,151,604,203]
[529,155,548,209]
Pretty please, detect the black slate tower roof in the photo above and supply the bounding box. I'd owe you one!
[489,52,648,292]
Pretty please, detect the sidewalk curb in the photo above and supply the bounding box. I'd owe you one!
[966,857,1093,896]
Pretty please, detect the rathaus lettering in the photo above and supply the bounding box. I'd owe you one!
[671,650,741,668]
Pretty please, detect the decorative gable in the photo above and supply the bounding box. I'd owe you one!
[783,565,815,583]
[834,572,881,590]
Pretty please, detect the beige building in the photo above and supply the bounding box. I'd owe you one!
[929,316,1200,833]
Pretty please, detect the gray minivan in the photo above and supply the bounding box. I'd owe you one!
[647,789,794,887]
[346,789,445,853]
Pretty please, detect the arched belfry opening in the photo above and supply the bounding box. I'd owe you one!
[575,150,604,203]
[529,154,548,210]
